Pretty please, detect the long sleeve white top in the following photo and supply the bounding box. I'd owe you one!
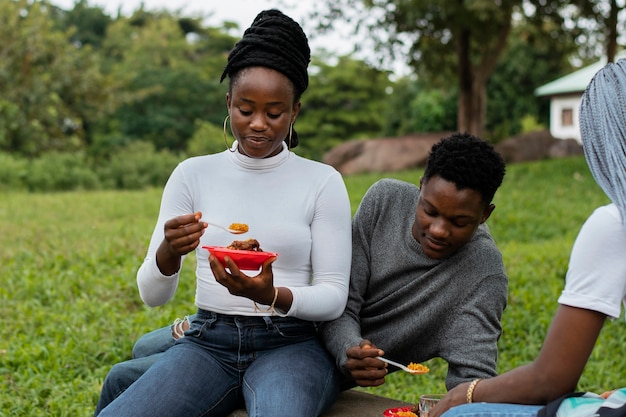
[136,143,352,321]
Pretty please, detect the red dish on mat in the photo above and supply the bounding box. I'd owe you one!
[202,246,278,270]
[383,406,417,417]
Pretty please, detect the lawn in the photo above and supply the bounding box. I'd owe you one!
[0,155,622,416]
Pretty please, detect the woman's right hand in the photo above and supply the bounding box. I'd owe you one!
[156,211,207,275]
[162,212,207,256]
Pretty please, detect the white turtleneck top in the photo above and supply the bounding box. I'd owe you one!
[136,143,352,321]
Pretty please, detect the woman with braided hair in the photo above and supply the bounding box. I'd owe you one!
[429,59,626,417]
[96,9,351,417]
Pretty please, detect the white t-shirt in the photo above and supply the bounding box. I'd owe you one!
[136,143,352,321]
[559,204,626,319]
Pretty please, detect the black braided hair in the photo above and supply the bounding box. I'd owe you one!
[423,132,506,206]
[220,9,311,148]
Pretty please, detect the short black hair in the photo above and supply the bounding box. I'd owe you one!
[423,132,506,205]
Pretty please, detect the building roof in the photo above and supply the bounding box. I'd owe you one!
[535,51,626,97]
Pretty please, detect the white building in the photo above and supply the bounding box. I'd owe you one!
[535,52,626,143]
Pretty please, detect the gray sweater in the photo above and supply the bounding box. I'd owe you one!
[318,178,508,390]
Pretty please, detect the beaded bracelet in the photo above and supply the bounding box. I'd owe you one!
[254,287,279,315]
[466,378,482,403]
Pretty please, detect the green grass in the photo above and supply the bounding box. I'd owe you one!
[0,156,622,415]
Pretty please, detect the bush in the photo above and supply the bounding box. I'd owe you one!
[0,141,182,192]
[25,152,101,192]
[97,141,181,189]
[0,152,28,191]
[186,120,226,157]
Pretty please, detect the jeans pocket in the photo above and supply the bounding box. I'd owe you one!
[188,313,218,338]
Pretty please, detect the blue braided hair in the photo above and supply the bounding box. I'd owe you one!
[579,58,626,229]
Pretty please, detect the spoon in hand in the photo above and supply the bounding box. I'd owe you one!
[379,357,429,374]
[205,222,248,234]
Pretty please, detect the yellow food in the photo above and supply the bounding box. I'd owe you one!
[229,223,249,232]
[407,362,429,372]
[396,412,418,417]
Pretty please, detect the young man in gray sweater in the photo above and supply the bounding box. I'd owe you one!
[318,132,507,391]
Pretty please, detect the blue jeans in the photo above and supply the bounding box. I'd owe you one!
[97,310,340,417]
[94,316,189,415]
[131,315,186,358]
[443,403,543,417]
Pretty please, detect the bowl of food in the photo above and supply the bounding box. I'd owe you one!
[203,239,278,271]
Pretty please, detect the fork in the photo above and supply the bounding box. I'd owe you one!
[379,357,428,374]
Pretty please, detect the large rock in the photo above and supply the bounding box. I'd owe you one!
[323,130,584,175]
[494,130,583,163]
[322,133,449,175]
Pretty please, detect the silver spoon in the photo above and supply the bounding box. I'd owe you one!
[379,357,429,374]
[205,222,248,234]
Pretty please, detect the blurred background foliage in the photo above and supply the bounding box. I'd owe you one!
[0,0,624,191]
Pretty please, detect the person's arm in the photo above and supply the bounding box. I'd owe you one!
[438,270,507,390]
[431,305,605,417]
[318,183,379,376]
[317,226,370,374]
[137,163,198,306]
[283,170,352,321]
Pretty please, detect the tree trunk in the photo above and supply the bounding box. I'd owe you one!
[455,9,512,138]
[606,0,619,62]
[456,28,478,136]
[458,71,488,137]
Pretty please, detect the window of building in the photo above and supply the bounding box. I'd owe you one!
[561,108,573,126]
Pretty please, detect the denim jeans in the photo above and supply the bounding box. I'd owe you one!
[443,403,543,417]
[97,310,340,417]
[131,316,186,358]
[95,316,191,415]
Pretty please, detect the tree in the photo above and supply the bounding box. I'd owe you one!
[570,0,625,62]
[314,0,523,137]
[50,0,113,48]
[486,16,579,140]
[312,0,589,138]
[98,9,235,152]
[0,0,110,156]
[295,55,391,159]
[381,76,457,136]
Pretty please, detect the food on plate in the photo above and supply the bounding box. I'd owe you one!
[408,362,429,373]
[383,406,420,417]
[229,223,249,232]
[227,238,263,252]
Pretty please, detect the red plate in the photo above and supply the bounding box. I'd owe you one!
[383,406,416,417]
[202,246,278,270]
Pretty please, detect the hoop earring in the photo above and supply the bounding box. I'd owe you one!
[223,115,235,152]
[287,123,293,150]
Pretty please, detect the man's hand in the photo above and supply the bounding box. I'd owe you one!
[345,340,388,387]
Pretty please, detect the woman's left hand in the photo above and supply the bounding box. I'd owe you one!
[210,254,278,305]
